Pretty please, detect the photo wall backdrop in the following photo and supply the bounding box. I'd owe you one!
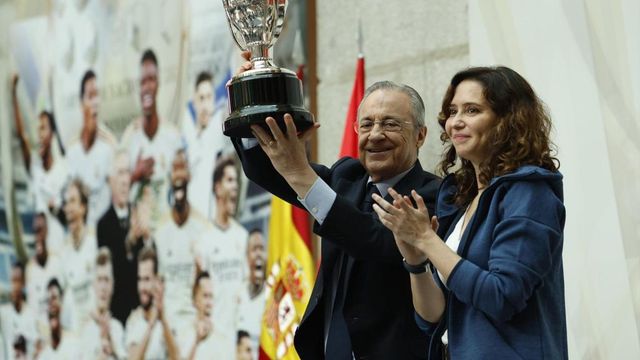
[0,1,310,359]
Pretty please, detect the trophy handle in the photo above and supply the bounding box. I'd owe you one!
[222,0,248,51]
[270,0,288,47]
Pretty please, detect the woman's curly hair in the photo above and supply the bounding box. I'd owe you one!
[437,66,559,206]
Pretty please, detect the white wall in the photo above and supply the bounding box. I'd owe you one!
[315,0,470,172]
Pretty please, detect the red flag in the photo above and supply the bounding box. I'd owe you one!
[339,55,365,158]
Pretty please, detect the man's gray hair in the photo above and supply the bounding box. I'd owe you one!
[110,147,129,179]
[358,81,426,128]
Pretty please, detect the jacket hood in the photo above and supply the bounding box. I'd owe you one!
[436,165,563,218]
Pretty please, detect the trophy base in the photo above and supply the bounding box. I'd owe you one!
[223,70,314,138]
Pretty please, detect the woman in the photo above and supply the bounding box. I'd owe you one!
[372,67,567,359]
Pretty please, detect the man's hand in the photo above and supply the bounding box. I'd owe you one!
[154,278,165,321]
[232,51,253,79]
[372,188,437,262]
[195,318,212,343]
[132,153,155,182]
[249,115,320,199]
[251,115,317,178]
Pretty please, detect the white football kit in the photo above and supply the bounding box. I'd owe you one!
[195,219,248,335]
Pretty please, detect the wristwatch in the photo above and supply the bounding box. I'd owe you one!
[402,258,432,274]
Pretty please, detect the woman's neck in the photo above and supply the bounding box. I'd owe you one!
[472,162,488,191]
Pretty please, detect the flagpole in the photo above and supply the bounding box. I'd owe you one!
[357,17,364,58]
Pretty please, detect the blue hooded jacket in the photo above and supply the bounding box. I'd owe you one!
[418,165,568,359]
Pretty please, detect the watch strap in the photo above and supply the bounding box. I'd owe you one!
[402,258,431,274]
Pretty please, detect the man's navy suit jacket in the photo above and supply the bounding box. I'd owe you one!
[233,138,440,359]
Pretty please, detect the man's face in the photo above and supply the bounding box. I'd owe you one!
[64,184,86,225]
[10,267,24,303]
[194,277,213,317]
[357,89,426,182]
[37,114,53,157]
[82,77,99,132]
[140,60,159,116]
[137,260,155,310]
[171,152,190,211]
[214,165,238,216]
[33,215,48,260]
[247,232,266,286]
[236,336,253,360]
[47,286,62,319]
[95,263,114,312]
[194,81,214,129]
[110,153,131,208]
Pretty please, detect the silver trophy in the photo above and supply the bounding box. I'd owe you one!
[222,0,313,138]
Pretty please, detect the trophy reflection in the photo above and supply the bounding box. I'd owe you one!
[222,0,313,138]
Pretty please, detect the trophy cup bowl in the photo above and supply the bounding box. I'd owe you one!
[222,0,314,138]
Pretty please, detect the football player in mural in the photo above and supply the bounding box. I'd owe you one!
[11,74,68,221]
[39,278,81,358]
[80,247,127,359]
[0,262,38,360]
[125,247,179,360]
[25,213,63,341]
[121,49,182,230]
[154,149,210,324]
[182,71,233,218]
[66,69,115,226]
[179,271,234,359]
[60,178,98,333]
[237,228,266,357]
[195,156,247,342]
[236,330,253,360]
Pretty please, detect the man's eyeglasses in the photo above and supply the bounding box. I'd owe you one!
[357,119,410,133]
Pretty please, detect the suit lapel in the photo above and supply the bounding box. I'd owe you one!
[334,175,369,207]
[389,161,424,201]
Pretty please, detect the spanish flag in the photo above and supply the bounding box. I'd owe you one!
[259,197,315,359]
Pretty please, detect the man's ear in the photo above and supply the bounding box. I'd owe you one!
[416,126,427,148]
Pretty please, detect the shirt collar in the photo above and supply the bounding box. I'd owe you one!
[114,204,129,219]
[368,165,414,198]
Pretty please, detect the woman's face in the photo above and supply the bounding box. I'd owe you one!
[445,80,497,166]
[38,114,53,155]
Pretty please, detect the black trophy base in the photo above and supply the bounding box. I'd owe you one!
[223,70,314,138]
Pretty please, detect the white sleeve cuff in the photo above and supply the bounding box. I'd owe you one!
[241,138,260,149]
[298,177,336,225]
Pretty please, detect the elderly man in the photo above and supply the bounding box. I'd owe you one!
[97,150,144,325]
[233,80,440,359]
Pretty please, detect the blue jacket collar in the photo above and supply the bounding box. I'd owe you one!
[436,165,563,219]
